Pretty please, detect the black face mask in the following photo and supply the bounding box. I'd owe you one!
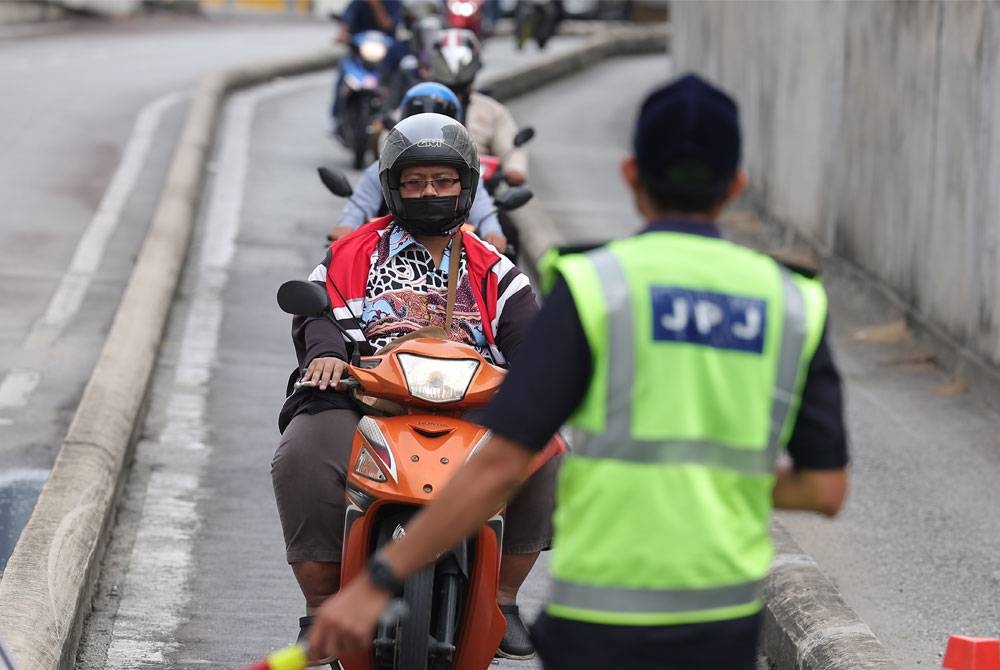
[397,196,462,236]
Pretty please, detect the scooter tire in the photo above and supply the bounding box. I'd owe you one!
[396,565,434,670]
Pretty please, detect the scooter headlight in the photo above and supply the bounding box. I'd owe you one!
[359,40,388,64]
[397,353,479,404]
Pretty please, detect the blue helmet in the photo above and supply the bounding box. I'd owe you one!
[399,82,463,121]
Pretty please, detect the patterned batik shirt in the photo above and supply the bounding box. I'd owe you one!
[361,225,495,362]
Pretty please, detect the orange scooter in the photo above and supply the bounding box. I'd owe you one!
[277,280,564,670]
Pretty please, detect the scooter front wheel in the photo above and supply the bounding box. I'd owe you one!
[396,565,434,669]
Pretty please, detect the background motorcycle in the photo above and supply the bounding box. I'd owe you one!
[443,0,487,38]
[513,0,562,50]
[275,282,564,670]
[478,126,535,260]
[336,30,396,169]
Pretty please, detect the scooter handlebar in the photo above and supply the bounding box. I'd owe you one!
[293,376,361,391]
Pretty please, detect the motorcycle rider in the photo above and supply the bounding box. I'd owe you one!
[273,112,555,662]
[305,74,850,669]
[328,82,508,253]
[330,0,406,139]
[427,28,529,187]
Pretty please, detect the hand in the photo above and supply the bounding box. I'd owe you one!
[327,225,356,243]
[308,575,392,662]
[303,356,348,391]
[484,233,508,252]
[504,169,526,186]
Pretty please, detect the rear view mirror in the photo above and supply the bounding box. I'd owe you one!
[318,166,354,197]
[277,280,331,317]
[494,186,533,211]
[513,127,535,148]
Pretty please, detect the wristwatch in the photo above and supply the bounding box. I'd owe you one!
[367,555,403,594]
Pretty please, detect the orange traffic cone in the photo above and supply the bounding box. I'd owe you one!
[943,636,1000,670]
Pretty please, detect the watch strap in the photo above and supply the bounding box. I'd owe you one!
[367,555,403,593]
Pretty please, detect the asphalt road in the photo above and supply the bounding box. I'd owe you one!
[0,15,336,571]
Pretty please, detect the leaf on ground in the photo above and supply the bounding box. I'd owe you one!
[770,247,819,274]
[933,377,968,396]
[879,350,937,370]
[851,320,911,345]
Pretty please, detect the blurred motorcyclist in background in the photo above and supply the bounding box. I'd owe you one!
[328,82,508,252]
[427,28,529,186]
[330,0,406,138]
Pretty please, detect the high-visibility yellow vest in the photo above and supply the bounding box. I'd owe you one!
[546,231,827,626]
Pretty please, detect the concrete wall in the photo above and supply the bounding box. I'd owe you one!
[0,1,66,23]
[59,0,141,14]
[672,1,1000,366]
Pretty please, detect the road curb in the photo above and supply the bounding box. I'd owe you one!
[763,522,899,669]
[0,26,668,670]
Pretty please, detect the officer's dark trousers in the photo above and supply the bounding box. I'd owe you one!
[532,611,761,670]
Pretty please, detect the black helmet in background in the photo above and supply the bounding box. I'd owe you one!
[379,112,480,236]
[428,28,482,97]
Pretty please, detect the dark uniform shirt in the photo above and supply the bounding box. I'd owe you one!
[479,219,848,670]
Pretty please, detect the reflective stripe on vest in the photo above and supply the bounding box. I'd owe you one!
[571,247,807,476]
[551,576,764,615]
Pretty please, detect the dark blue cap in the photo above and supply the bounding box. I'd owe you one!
[633,73,741,185]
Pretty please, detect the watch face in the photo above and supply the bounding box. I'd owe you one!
[369,557,402,593]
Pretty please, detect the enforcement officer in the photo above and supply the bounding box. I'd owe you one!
[305,73,850,669]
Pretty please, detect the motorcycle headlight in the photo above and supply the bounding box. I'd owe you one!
[397,353,479,404]
[449,0,475,17]
[359,40,388,64]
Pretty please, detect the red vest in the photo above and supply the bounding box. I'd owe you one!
[324,216,505,350]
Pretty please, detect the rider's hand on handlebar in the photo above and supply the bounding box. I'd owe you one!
[304,356,348,391]
[504,168,526,186]
[327,225,356,244]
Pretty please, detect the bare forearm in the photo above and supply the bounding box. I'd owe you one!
[772,464,848,517]
[381,436,532,577]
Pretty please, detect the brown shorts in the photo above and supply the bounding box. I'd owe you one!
[271,408,560,564]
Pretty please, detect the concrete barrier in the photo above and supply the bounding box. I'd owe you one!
[0,26,667,670]
[762,522,899,670]
[670,1,1000,374]
[0,1,66,24]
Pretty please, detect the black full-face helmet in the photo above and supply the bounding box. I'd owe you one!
[379,112,480,236]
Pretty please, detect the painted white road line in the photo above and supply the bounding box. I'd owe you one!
[103,73,325,669]
[0,370,42,408]
[25,90,185,350]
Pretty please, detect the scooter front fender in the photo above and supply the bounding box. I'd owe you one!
[340,414,506,669]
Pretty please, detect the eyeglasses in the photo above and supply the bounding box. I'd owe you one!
[399,177,461,194]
